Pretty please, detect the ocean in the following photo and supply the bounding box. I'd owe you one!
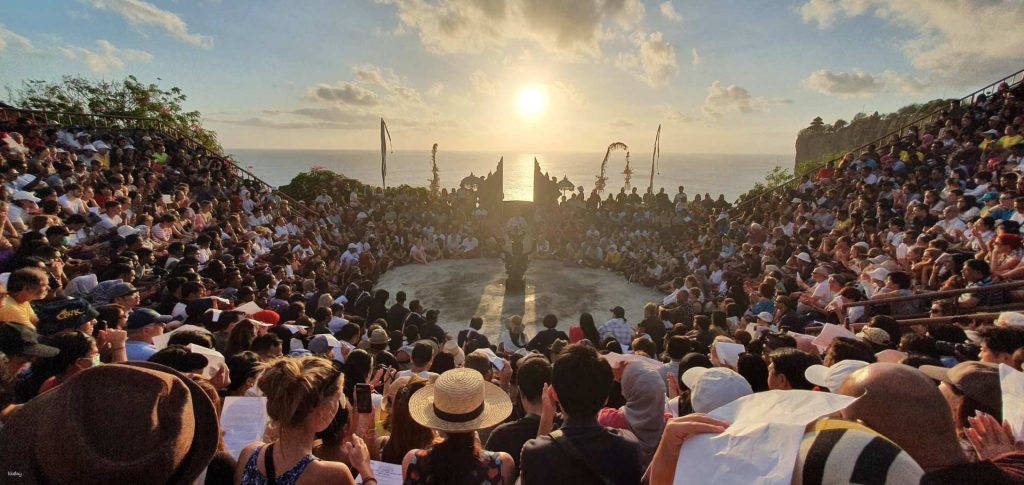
[227,149,791,201]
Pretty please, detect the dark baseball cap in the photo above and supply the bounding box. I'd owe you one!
[108,282,139,299]
[36,298,100,336]
[147,345,209,374]
[0,323,59,358]
[125,308,173,331]
[921,361,1001,412]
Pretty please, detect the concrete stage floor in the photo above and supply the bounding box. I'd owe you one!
[375,259,665,339]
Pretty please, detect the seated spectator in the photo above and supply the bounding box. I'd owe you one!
[236,356,374,484]
[403,368,514,484]
[521,344,643,484]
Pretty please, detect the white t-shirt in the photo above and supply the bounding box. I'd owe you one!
[934,218,968,238]
[58,195,87,215]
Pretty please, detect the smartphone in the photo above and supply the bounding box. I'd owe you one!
[355,383,372,414]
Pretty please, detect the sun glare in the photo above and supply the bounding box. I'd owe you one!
[516,85,547,119]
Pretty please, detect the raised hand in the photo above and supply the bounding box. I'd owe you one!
[967,412,1023,461]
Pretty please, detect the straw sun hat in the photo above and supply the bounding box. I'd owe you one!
[409,368,512,433]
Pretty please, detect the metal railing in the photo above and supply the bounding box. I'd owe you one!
[734,66,1024,210]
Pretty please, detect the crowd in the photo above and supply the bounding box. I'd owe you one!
[0,78,1023,485]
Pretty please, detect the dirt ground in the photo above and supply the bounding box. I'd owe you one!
[375,258,665,339]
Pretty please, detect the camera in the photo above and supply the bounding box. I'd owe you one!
[934,340,980,360]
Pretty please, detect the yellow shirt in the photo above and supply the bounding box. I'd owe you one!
[0,295,38,330]
[999,135,1023,148]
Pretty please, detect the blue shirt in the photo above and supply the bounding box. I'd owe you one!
[125,340,157,361]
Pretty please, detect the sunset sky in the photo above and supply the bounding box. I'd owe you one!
[1,1,1021,155]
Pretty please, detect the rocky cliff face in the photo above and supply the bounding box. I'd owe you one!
[793,98,953,172]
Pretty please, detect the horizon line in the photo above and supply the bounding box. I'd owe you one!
[224,147,796,157]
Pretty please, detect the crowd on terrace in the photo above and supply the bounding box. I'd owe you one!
[0,79,1023,484]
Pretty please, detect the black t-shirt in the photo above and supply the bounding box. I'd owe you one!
[484,414,541,473]
[639,317,667,354]
[526,329,569,356]
[422,322,446,344]
[521,421,642,485]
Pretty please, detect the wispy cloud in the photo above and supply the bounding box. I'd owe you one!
[803,69,884,97]
[702,81,790,117]
[306,82,380,107]
[659,2,682,23]
[796,0,1024,85]
[85,0,213,48]
[0,24,35,54]
[59,39,152,73]
[374,0,644,59]
[802,68,930,97]
[616,32,679,87]
[469,69,496,96]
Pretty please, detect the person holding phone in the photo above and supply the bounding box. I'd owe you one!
[235,356,375,485]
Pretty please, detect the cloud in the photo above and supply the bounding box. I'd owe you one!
[797,0,842,28]
[617,31,678,87]
[352,64,423,104]
[86,0,213,48]
[550,80,588,106]
[427,82,445,97]
[803,69,884,97]
[212,108,457,131]
[803,68,931,96]
[662,106,699,123]
[883,70,930,94]
[0,24,34,54]
[609,119,633,128]
[469,69,496,95]
[59,39,153,73]
[702,81,786,117]
[795,0,1024,85]
[659,2,682,23]
[375,0,644,58]
[690,47,701,66]
[306,82,381,107]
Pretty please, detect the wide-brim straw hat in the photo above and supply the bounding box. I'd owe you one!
[0,361,219,485]
[409,368,512,433]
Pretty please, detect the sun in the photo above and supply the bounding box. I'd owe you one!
[516,84,547,119]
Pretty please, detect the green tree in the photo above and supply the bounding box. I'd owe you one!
[7,75,219,149]
[808,116,825,131]
[832,119,848,131]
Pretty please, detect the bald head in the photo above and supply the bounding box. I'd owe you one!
[838,363,963,471]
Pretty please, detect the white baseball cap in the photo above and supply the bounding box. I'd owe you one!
[796,252,812,263]
[116,225,141,238]
[11,191,40,203]
[682,367,752,413]
[865,267,890,282]
[757,311,774,323]
[996,311,1024,328]
[804,360,870,392]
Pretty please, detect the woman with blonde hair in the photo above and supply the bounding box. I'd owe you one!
[498,315,528,355]
[236,356,375,485]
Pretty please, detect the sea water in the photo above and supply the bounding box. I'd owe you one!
[229,149,790,201]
